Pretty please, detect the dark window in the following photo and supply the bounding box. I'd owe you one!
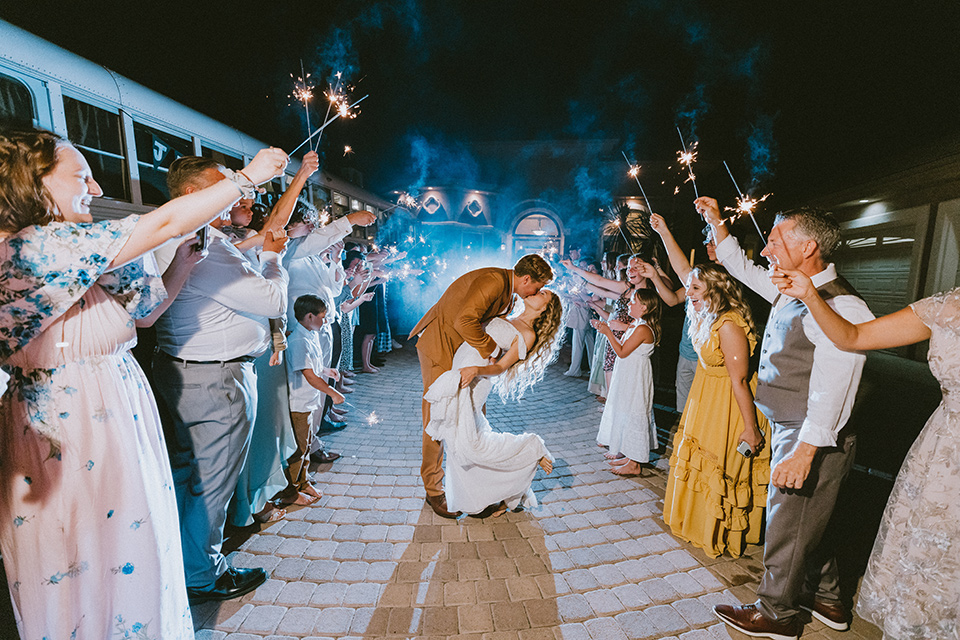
[201,145,243,171]
[133,122,192,205]
[63,96,128,201]
[0,74,35,127]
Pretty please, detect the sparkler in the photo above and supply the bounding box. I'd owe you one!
[621,150,653,214]
[343,145,353,156]
[381,192,421,215]
[610,215,632,248]
[291,61,315,152]
[722,160,768,241]
[289,94,368,156]
[342,401,381,425]
[676,126,699,198]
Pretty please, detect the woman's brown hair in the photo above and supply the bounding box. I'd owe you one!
[0,126,63,233]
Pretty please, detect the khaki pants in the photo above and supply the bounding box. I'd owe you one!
[418,347,448,497]
[286,411,314,491]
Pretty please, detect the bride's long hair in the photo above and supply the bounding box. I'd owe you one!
[493,289,565,403]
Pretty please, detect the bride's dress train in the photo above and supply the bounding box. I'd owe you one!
[425,318,553,515]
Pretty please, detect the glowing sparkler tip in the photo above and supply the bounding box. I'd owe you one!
[343,145,352,156]
[366,411,381,425]
[628,165,640,177]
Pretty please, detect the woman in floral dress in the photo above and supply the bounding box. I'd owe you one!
[773,268,960,640]
[0,127,287,639]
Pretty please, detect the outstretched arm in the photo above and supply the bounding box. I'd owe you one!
[561,259,628,294]
[459,336,527,388]
[262,151,320,234]
[772,267,931,351]
[135,237,205,327]
[592,320,652,358]
[649,212,693,282]
[111,148,289,268]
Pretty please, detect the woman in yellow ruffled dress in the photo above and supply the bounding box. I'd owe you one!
[663,263,770,558]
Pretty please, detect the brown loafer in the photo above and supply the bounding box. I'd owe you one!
[714,603,800,640]
[800,598,850,631]
[425,493,461,519]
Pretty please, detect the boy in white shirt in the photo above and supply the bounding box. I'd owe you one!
[282,295,345,502]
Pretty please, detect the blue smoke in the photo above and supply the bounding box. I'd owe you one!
[746,114,778,185]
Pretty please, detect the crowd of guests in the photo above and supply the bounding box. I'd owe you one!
[555,199,956,640]
[1,124,956,640]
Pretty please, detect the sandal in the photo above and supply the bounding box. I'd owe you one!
[253,502,286,524]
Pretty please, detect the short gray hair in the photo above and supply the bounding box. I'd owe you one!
[775,206,841,262]
[167,156,223,198]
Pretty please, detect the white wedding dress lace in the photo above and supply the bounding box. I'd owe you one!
[425,318,553,515]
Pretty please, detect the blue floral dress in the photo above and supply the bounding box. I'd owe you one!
[0,219,193,640]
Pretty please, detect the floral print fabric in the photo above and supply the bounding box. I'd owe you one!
[0,219,193,639]
[856,288,960,640]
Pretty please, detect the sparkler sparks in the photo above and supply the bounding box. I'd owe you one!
[676,127,700,199]
[343,145,353,156]
[722,160,769,241]
[291,61,315,151]
[621,150,653,213]
[289,72,368,156]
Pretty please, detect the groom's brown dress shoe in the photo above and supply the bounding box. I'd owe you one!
[800,598,850,631]
[425,493,461,519]
[714,603,801,640]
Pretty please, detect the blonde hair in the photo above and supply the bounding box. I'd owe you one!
[685,263,756,350]
[494,289,565,402]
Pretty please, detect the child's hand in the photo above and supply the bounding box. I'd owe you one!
[608,319,629,332]
[325,368,341,381]
[269,351,283,367]
[331,389,346,405]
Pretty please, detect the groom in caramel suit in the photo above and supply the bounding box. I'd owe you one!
[410,254,554,518]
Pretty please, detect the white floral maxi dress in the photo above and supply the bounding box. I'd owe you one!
[0,220,193,640]
[856,288,960,640]
[424,318,553,515]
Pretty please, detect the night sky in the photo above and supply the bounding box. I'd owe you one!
[4,1,960,209]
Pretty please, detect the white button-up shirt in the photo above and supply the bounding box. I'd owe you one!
[155,228,289,361]
[715,234,875,447]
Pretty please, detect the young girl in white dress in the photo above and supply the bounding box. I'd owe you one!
[592,289,662,476]
[424,289,564,517]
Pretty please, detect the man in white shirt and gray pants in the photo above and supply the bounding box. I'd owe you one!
[698,196,874,640]
[152,156,289,603]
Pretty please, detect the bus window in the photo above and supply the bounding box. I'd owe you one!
[201,146,243,171]
[331,191,348,219]
[133,122,192,205]
[63,96,129,201]
[0,73,35,127]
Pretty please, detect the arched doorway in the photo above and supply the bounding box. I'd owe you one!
[507,201,564,260]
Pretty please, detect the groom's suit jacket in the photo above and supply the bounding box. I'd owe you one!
[410,267,514,369]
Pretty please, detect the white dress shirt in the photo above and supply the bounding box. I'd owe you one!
[715,234,875,447]
[285,322,327,412]
[155,228,289,361]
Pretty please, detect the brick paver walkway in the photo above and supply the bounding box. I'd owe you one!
[193,347,883,640]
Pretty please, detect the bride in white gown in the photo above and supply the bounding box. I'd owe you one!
[425,289,564,516]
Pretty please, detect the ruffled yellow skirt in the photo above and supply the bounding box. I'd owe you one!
[663,362,770,558]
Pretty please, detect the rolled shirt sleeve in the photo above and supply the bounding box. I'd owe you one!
[714,234,779,303]
[798,294,875,447]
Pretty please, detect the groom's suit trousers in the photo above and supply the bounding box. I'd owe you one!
[419,348,447,496]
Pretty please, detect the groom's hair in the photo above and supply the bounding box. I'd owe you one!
[514,254,553,283]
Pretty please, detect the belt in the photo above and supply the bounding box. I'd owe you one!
[158,350,256,366]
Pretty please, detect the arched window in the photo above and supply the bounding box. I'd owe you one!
[0,73,35,127]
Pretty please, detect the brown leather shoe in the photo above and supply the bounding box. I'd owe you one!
[425,493,461,519]
[800,598,850,631]
[714,603,800,640]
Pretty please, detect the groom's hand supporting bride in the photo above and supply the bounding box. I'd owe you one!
[460,366,480,388]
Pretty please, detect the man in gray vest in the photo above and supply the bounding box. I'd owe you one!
[698,196,874,640]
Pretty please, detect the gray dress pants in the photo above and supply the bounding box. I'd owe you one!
[757,422,856,622]
[153,356,258,589]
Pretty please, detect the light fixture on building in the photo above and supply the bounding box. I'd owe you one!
[533,217,546,236]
